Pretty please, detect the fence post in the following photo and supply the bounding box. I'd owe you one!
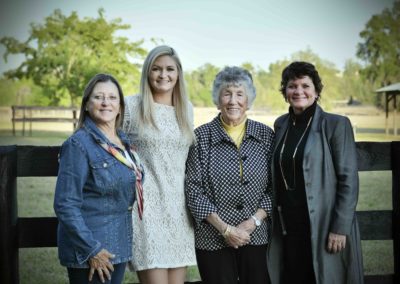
[392,141,400,283]
[73,109,77,130]
[0,146,18,284]
[12,106,16,136]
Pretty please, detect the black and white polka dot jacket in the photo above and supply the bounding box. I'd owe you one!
[185,115,275,250]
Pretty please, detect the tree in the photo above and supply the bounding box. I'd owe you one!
[185,63,220,106]
[1,9,147,106]
[251,48,342,111]
[357,1,400,86]
[341,60,375,105]
[0,78,44,106]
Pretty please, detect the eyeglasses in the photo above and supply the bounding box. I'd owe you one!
[90,95,119,103]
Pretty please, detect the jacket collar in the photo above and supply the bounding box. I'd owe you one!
[83,117,130,148]
[209,113,265,145]
[274,104,324,152]
[289,101,317,125]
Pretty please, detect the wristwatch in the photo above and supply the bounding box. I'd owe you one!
[251,215,261,227]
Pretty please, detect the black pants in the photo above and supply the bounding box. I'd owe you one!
[282,206,316,284]
[196,245,270,284]
[282,235,316,284]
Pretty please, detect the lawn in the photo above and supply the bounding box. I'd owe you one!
[0,106,398,283]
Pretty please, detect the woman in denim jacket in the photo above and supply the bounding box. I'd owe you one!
[54,74,143,284]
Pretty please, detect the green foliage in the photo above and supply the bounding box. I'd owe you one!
[253,59,291,111]
[244,49,346,112]
[357,1,400,86]
[341,60,376,105]
[1,9,146,106]
[183,48,376,112]
[0,78,46,106]
[185,63,220,106]
[0,6,387,110]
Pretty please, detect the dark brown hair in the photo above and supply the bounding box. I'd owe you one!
[280,61,324,100]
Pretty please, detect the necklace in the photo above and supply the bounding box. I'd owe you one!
[279,116,313,190]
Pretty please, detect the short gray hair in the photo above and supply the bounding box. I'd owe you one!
[212,66,256,107]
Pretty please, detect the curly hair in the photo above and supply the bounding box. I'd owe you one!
[212,66,256,107]
[280,61,324,100]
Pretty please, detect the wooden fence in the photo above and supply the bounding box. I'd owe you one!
[0,142,399,283]
[11,106,78,136]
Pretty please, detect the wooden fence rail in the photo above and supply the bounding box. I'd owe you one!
[11,105,78,136]
[0,142,399,283]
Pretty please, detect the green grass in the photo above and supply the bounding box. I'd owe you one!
[0,108,396,283]
[358,171,393,275]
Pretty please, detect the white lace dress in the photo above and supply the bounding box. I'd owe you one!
[123,95,196,271]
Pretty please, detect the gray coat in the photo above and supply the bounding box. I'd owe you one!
[267,105,364,284]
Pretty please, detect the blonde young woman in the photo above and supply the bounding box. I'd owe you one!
[123,45,196,284]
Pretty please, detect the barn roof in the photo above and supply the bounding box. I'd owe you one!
[376,82,400,93]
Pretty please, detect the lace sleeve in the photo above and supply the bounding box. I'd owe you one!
[122,96,132,133]
[188,102,194,130]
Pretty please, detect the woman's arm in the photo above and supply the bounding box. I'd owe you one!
[238,130,274,233]
[53,137,102,264]
[327,116,358,253]
[185,140,218,225]
[329,116,359,235]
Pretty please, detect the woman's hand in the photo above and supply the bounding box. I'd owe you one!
[237,210,267,235]
[327,232,346,253]
[237,218,256,234]
[225,226,250,249]
[88,249,115,283]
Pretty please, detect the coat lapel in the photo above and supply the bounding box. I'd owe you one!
[303,105,323,160]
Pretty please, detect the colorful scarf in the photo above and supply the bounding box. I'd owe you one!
[100,142,144,220]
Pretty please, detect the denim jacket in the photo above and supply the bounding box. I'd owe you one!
[54,117,136,268]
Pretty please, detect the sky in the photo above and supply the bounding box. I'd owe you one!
[0,0,396,75]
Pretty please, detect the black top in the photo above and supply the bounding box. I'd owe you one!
[274,102,317,233]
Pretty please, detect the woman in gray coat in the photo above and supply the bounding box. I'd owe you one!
[267,61,364,284]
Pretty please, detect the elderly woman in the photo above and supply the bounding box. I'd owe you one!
[267,61,364,284]
[54,74,143,284]
[185,66,274,284]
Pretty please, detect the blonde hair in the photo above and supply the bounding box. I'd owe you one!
[137,45,194,143]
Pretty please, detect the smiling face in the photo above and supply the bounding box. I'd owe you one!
[285,76,318,114]
[86,81,121,128]
[218,84,249,126]
[149,55,178,98]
